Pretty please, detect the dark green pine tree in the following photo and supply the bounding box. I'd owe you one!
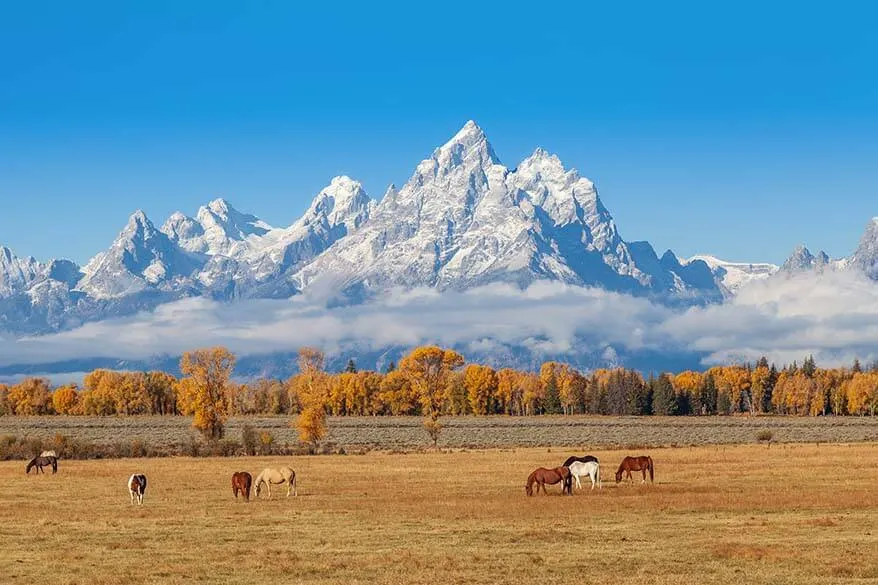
[802,355,816,377]
[698,373,718,415]
[345,359,358,374]
[763,364,778,413]
[852,358,862,373]
[652,373,678,416]
[384,360,396,373]
[543,372,563,414]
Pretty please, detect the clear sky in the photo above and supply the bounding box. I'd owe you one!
[1,1,876,266]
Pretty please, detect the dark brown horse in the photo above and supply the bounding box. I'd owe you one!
[525,467,572,496]
[615,456,654,484]
[26,456,57,474]
[562,454,599,467]
[232,471,252,501]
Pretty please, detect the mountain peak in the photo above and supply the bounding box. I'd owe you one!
[206,197,234,217]
[435,120,499,166]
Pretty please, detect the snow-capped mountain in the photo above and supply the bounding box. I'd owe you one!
[849,218,878,279]
[77,211,202,299]
[688,254,779,294]
[5,120,877,342]
[780,245,832,273]
[292,121,719,299]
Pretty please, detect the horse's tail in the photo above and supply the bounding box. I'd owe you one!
[648,456,654,482]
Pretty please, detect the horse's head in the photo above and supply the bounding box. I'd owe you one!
[525,484,533,496]
[254,481,261,498]
[615,469,623,483]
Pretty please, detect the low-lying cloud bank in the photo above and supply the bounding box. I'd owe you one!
[2,270,877,372]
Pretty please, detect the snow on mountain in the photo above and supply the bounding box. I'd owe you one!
[688,254,779,293]
[77,210,202,299]
[780,245,831,273]
[0,246,44,296]
[18,118,878,344]
[849,218,878,279]
[293,121,719,298]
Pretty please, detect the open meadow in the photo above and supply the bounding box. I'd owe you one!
[2,415,877,452]
[1,442,876,585]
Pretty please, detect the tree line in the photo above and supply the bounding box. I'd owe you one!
[2,349,877,425]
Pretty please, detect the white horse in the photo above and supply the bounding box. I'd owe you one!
[128,474,147,505]
[568,460,601,490]
[254,467,297,499]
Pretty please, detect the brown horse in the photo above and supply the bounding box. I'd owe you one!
[525,467,572,496]
[615,456,654,484]
[232,471,252,502]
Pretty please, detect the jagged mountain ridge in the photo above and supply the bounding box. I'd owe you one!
[6,120,871,339]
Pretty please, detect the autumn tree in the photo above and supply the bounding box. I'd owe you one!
[399,346,464,447]
[540,362,563,414]
[464,364,498,415]
[294,347,330,449]
[52,385,80,415]
[180,347,236,440]
[8,378,53,415]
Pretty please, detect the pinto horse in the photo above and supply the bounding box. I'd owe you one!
[525,467,572,496]
[26,456,57,474]
[254,467,297,499]
[562,454,598,467]
[128,474,147,505]
[615,456,654,484]
[232,471,253,502]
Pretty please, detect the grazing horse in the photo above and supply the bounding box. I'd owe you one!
[232,471,253,502]
[615,456,654,484]
[26,456,57,474]
[525,467,572,496]
[128,474,147,505]
[568,460,601,490]
[562,454,599,467]
[254,467,297,499]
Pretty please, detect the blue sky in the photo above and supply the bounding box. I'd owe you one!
[0,1,876,265]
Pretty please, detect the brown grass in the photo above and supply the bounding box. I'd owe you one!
[1,415,877,452]
[0,442,876,584]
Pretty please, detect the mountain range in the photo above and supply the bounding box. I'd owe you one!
[1,121,876,356]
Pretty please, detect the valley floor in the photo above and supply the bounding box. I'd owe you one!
[1,443,876,584]
[1,414,876,451]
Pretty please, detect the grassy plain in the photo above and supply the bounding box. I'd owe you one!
[1,415,877,450]
[1,443,876,585]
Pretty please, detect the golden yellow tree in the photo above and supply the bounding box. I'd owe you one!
[180,347,236,440]
[399,346,464,447]
[52,385,79,415]
[294,347,329,448]
[8,377,53,415]
[463,364,498,415]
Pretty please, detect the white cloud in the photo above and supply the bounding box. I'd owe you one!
[2,270,878,371]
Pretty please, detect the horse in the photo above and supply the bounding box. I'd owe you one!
[615,456,654,484]
[128,474,147,505]
[232,471,253,502]
[253,467,297,499]
[568,460,601,490]
[525,467,572,496]
[26,456,57,474]
[562,454,599,467]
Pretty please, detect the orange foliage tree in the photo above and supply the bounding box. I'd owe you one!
[180,347,236,440]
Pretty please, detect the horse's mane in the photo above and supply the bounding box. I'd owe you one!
[562,455,598,467]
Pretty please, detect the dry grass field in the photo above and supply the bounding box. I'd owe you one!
[1,443,876,585]
[2,415,877,451]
